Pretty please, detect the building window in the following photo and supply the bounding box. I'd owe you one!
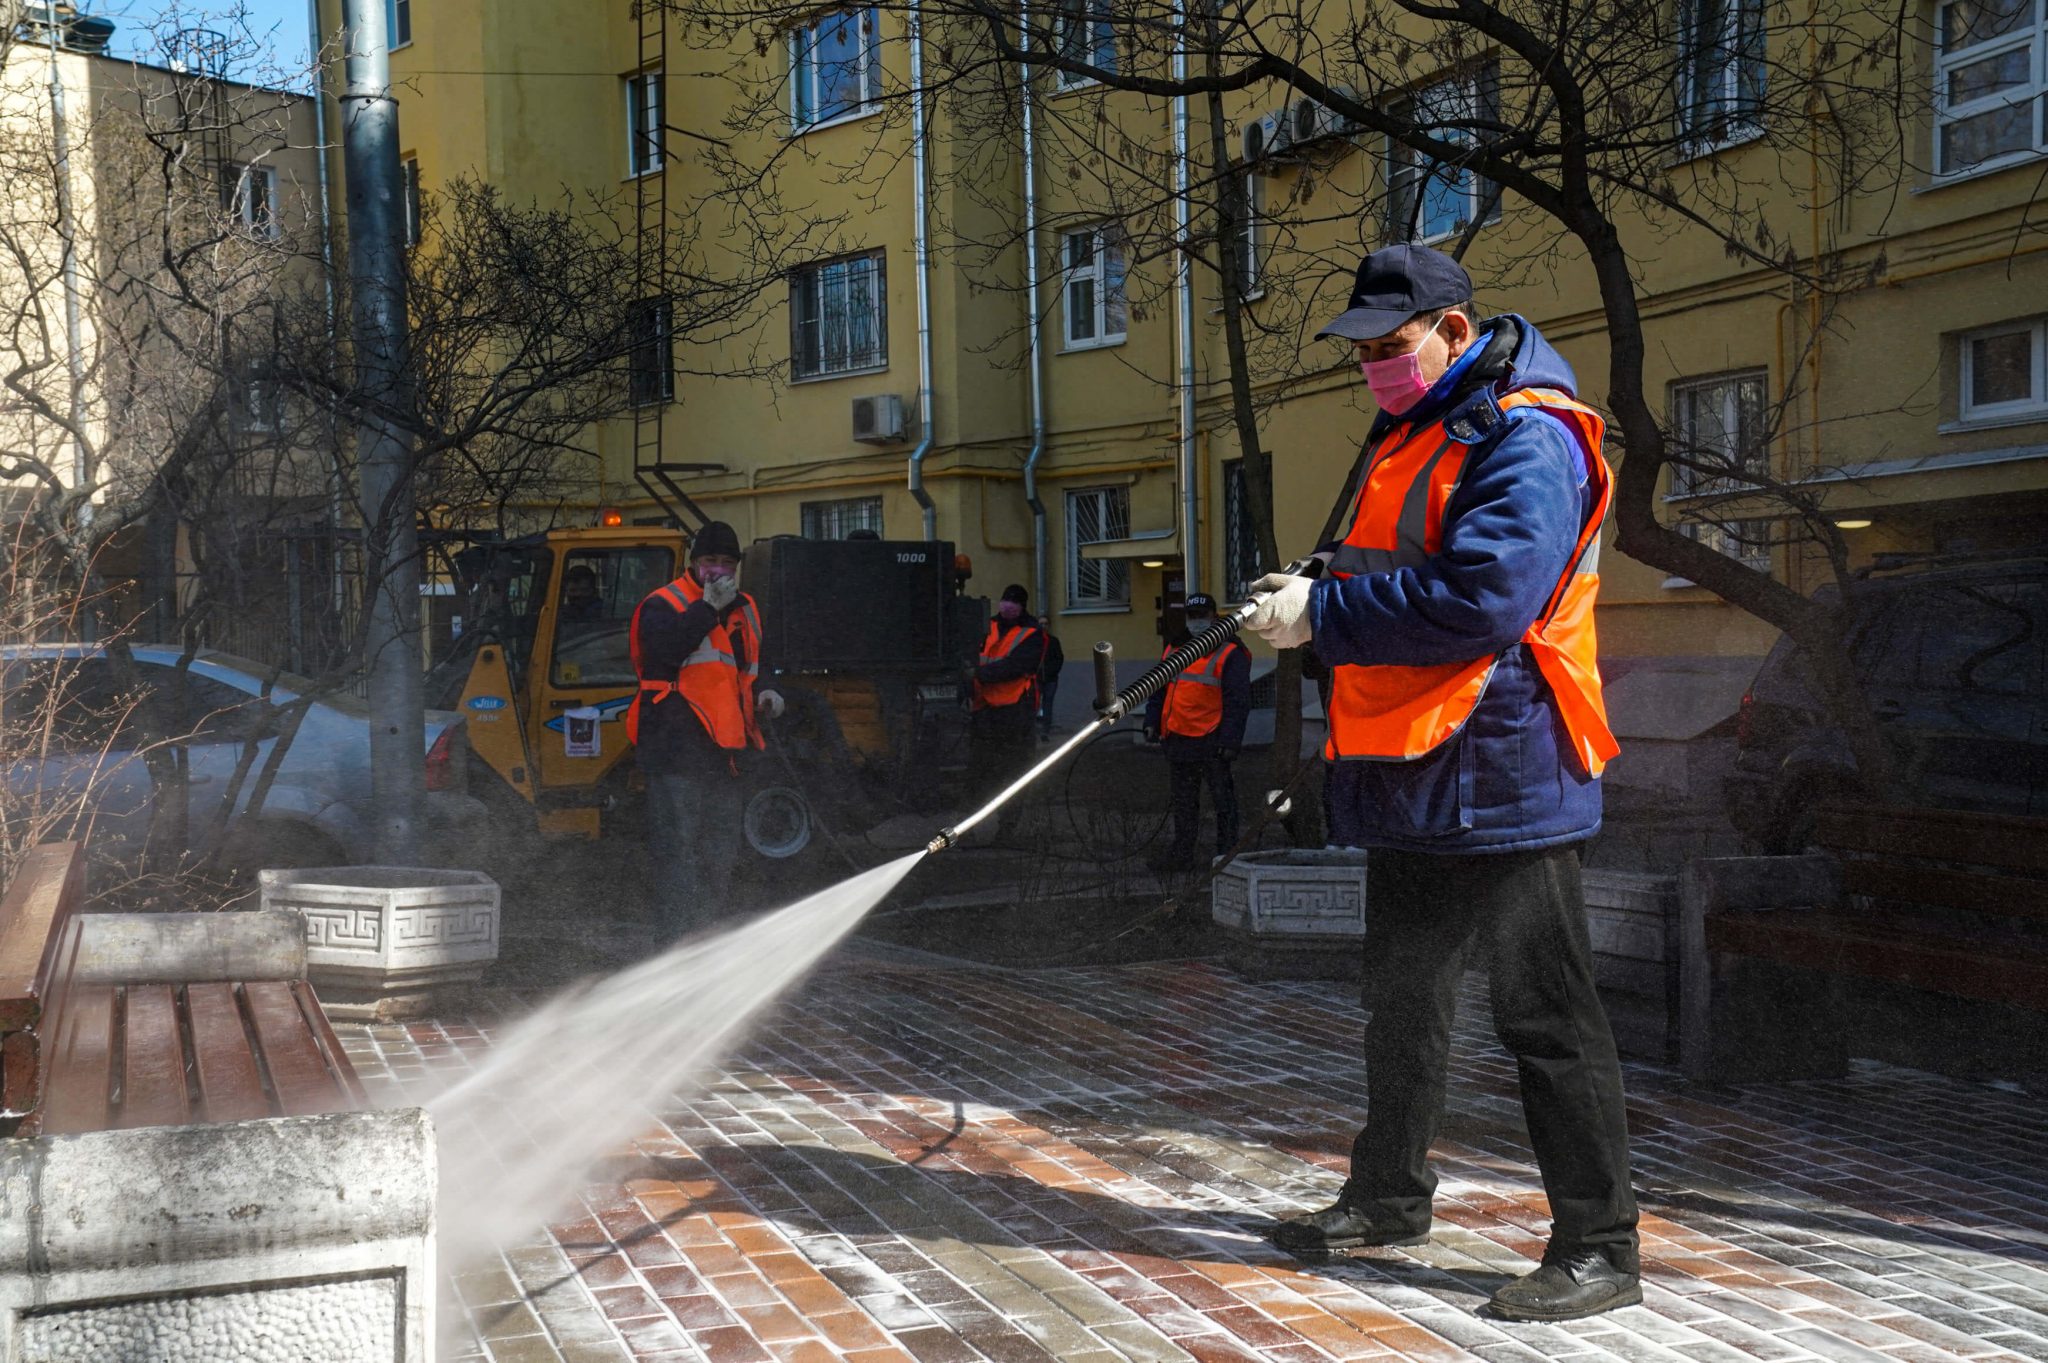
[235,363,282,432]
[802,496,884,539]
[791,252,887,379]
[790,8,879,130]
[1960,317,2048,422]
[400,155,422,248]
[1676,0,1766,152]
[1668,370,1772,573]
[1231,172,1262,298]
[626,70,664,176]
[224,162,278,239]
[628,298,674,407]
[1052,0,1116,88]
[1386,68,1501,244]
[1222,460,1267,600]
[1062,225,1127,349]
[1934,0,2047,176]
[1066,486,1130,608]
[385,0,411,48]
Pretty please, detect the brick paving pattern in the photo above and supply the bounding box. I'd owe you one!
[339,947,2048,1363]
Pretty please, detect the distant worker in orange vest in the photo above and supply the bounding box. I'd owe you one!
[1142,593,1250,872]
[626,520,783,934]
[969,584,1046,826]
[1245,245,1638,1322]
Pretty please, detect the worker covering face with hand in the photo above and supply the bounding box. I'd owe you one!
[626,520,784,934]
[1142,594,1251,872]
[1246,244,1639,1322]
[967,584,1046,830]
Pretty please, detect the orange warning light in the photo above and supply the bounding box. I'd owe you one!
[598,507,624,528]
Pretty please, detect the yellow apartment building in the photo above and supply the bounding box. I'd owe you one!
[313,0,2048,770]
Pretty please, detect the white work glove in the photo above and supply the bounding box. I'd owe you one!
[701,574,739,611]
[755,688,785,720]
[1242,571,1315,649]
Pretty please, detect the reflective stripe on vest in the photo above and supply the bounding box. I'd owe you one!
[625,574,764,751]
[1324,387,1619,777]
[971,621,1040,711]
[1161,642,1236,738]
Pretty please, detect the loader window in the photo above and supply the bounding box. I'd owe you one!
[550,547,676,687]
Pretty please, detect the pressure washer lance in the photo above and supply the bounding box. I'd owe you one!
[925,557,1322,855]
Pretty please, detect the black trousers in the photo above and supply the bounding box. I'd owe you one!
[1348,844,1639,1269]
[1167,756,1238,861]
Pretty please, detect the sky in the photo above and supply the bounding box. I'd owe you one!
[103,0,314,75]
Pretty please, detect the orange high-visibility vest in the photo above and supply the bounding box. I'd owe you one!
[1322,387,1619,777]
[626,573,764,751]
[1160,640,1242,738]
[972,620,1041,711]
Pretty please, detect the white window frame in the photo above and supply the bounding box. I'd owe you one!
[1066,486,1131,609]
[801,496,885,539]
[1959,318,2048,423]
[400,155,422,249]
[385,0,411,49]
[1385,67,1502,245]
[1666,369,1773,575]
[226,162,279,240]
[1061,224,1127,350]
[626,69,665,176]
[1236,171,1262,299]
[790,251,888,381]
[1675,0,1767,156]
[1933,0,2048,179]
[789,8,881,133]
[1051,0,1117,89]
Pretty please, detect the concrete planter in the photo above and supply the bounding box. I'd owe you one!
[261,865,500,1021]
[1212,849,1368,980]
[0,1108,435,1362]
[1583,870,1681,1061]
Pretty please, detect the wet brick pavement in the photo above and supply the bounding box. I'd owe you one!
[339,947,2048,1363]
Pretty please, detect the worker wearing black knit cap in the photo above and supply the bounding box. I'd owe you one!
[968,584,1046,824]
[628,520,783,932]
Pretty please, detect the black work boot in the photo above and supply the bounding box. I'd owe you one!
[1488,1248,1642,1321]
[1270,1199,1428,1255]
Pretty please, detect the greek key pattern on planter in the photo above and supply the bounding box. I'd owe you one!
[390,904,496,947]
[301,905,383,951]
[1259,880,1365,928]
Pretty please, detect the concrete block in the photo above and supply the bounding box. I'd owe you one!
[1583,870,1680,1061]
[0,1107,436,1362]
[261,866,500,1022]
[68,910,307,985]
[1212,849,1366,980]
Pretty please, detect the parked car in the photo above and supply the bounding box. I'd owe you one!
[1726,554,2046,852]
[1,643,484,878]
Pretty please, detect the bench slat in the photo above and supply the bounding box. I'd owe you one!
[39,983,117,1136]
[1837,859,2048,923]
[0,842,83,1033]
[1,1030,37,1124]
[242,981,348,1115]
[117,985,190,1129]
[185,982,274,1123]
[292,982,370,1110]
[1816,805,2048,874]
[1706,911,2048,1010]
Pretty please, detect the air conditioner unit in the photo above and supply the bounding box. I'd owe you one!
[1293,88,1363,145]
[851,393,906,444]
[1241,112,1284,165]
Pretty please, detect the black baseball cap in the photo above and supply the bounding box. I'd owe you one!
[1185,593,1216,612]
[1316,244,1474,342]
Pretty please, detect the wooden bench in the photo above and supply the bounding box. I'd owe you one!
[0,842,366,1135]
[1680,804,2048,1082]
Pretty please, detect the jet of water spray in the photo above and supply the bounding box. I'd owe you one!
[423,851,926,1267]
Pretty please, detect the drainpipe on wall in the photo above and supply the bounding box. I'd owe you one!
[45,18,91,531]
[1170,5,1198,594]
[1019,1,1048,614]
[307,0,339,334]
[906,2,937,541]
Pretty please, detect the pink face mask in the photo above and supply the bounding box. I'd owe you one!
[996,601,1021,621]
[1360,316,1445,416]
[696,564,734,585]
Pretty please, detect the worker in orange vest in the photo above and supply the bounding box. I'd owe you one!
[627,520,783,933]
[1246,245,1638,1322]
[1142,593,1250,872]
[968,584,1046,826]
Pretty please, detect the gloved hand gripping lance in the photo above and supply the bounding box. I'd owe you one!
[925,557,1322,854]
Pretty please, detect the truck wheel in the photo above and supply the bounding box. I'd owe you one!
[744,785,812,859]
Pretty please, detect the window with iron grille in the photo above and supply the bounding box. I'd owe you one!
[1222,460,1267,600]
[1066,486,1130,608]
[628,298,674,407]
[1385,67,1501,244]
[400,156,422,248]
[1676,0,1766,153]
[1933,0,2048,177]
[790,8,880,130]
[626,69,665,175]
[1668,370,1772,573]
[1062,224,1127,349]
[801,497,884,539]
[1051,0,1116,87]
[791,252,887,379]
